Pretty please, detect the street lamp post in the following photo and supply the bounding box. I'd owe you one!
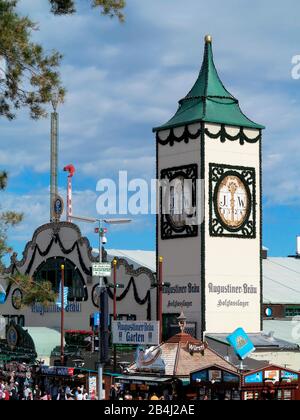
[113,259,117,322]
[71,215,131,400]
[60,264,65,366]
[151,256,170,344]
[97,219,104,401]
[113,259,117,372]
[158,256,163,343]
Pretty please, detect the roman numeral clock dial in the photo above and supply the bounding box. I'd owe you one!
[210,164,256,238]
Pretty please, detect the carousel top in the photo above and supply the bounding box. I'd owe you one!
[153,35,264,132]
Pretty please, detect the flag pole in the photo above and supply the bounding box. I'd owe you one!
[60,264,65,366]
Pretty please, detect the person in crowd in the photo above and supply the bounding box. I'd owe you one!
[10,384,19,401]
[150,392,159,401]
[57,386,67,400]
[27,391,33,401]
[33,385,41,401]
[76,389,83,401]
[163,389,171,401]
[72,387,79,399]
[50,383,59,401]
[4,386,10,401]
[82,389,89,400]
[115,384,123,400]
[0,382,4,400]
[109,385,117,400]
[40,393,49,401]
[124,390,133,400]
[23,385,32,400]
[172,392,178,401]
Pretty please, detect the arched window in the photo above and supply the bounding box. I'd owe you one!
[34,258,87,301]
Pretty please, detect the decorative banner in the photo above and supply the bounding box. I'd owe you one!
[88,376,97,400]
[0,284,6,304]
[209,370,222,382]
[281,370,299,382]
[40,366,74,377]
[191,370,208,383]
[265,370,280,382]
[112,321,160,346]
[135,347,165,373]
[223,372,240,384]
[227,327,255,360]
[244,371,263,384]
[187,341,208,354]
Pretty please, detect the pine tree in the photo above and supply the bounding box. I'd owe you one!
[0,171,23,269]
[0,0,125,119]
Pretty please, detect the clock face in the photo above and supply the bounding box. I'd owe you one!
[210,164,256,238]
[12,289,23,310]
[216,175,249,230]
[7,325,18,349]
[92,285,100,308]
[168,176,194,229]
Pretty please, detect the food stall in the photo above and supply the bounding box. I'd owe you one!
[242,365,300,400]
[115,314,239,400]
[189,364,241,400]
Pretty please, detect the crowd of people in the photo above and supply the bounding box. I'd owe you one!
[1,378,180,401]
[0,380,91,400]
[109,384,177,401]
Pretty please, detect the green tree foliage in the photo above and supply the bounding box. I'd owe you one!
[0,173,55,306]
[0,0,65,119]
[10,274,57,307]
[0,171,23,268]
[49,0,125,21]
[0,0,125,119]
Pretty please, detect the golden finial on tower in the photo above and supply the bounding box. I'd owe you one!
[205,34,212,44]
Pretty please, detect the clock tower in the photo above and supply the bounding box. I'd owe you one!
[153,36,264,338]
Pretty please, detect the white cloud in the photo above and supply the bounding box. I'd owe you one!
[2,0,300,256]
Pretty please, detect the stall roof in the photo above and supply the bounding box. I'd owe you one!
[115,375,173,383]
[128,332,238,378]
[206,333,299,351]
[263,257,300,304]
[263,320,300,347]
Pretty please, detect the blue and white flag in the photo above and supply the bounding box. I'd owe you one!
[56,283,69,309]
[227,327,255,360]
[0,285,6,304]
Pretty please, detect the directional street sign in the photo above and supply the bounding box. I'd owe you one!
[92,263,111,277]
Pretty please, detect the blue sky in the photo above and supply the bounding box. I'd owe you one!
[2,0,300,260]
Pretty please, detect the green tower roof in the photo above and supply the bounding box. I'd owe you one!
[153,36,264,132]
